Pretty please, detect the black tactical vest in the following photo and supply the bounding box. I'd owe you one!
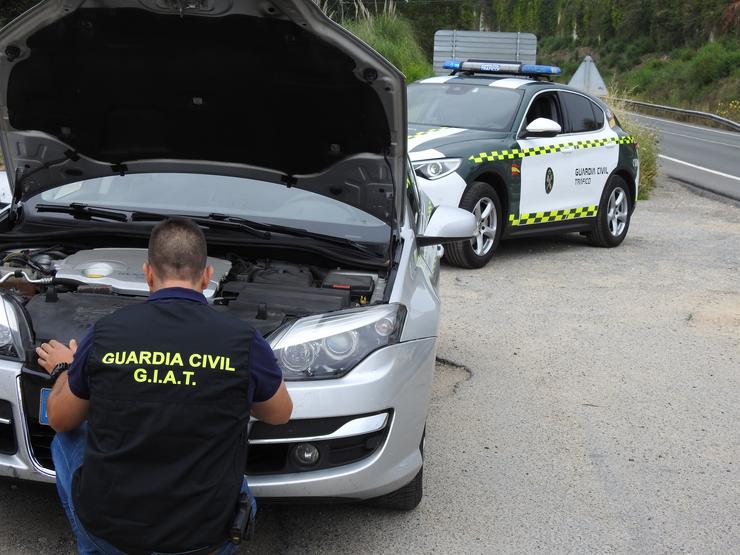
[72,297,254,553]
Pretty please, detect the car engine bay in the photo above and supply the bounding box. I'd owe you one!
[0,247,384,347]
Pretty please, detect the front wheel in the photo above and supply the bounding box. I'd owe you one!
[365,467,423,511]
[588,176,632,248]
[444,181,502,268]
[366,427,425,510]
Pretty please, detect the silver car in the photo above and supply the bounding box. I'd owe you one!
[0,0,475,509]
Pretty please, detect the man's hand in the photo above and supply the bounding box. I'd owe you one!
[37,338,89,432]
[36,339,78,373]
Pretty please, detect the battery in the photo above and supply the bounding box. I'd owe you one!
[321,271,375,301]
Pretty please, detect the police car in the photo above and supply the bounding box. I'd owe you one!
[408,60,639,268]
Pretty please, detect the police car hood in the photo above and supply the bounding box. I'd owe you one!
[0,0,406,226]
[408,123,508,161]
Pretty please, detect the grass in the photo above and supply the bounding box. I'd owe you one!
[342,4,432,83]
[607,93,659,200]
[541,39,740,119]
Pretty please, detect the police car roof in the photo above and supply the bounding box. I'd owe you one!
[414,74,601,99]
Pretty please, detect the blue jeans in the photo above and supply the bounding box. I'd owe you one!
[51,422,256,555]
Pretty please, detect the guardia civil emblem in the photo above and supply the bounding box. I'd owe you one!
[545,167,554,194]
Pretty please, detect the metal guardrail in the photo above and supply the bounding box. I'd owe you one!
[610,97,740,132]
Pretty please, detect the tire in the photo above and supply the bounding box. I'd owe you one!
[588,175,632,248]
[366,467,423,511]
[366,427,425,511]
[444,181,502,268]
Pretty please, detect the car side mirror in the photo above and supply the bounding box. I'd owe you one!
[417,206,477,247]
[522,117,562,138]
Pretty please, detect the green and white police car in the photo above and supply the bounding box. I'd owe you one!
[408,60,639,268]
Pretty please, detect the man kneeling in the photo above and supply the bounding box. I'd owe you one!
[37,217,292,554]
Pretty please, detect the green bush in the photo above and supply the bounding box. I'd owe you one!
[343,12,432,82]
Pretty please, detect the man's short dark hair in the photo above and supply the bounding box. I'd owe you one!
[148,218,208,282]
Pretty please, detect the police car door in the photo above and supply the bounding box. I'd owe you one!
[516,91,574,218]
[557,91,619,210]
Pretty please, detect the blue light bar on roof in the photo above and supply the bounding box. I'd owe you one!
[443,59,561,77]
[521,64,561,76]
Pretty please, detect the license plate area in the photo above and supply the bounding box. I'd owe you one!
[39,388,51,426]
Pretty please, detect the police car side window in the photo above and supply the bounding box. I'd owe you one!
[525,92,564,129]
[561,92,600,133]
[592,103,605,128]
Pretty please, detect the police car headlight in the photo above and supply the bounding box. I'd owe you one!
[413,158,462,180]
[0,296,25,359]
[268,304,406,381]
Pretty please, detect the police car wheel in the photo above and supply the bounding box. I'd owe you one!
[444,182,502,268]
[588,176,631,248]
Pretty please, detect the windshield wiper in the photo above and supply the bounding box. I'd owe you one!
[207,213,380,258]
[36,203,129,222]
[131,211,271,240]
[133,211,380,258]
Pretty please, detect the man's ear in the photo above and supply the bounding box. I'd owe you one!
[199,265,214,290]
[143,262,155,288]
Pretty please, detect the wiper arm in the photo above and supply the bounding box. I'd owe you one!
[131,211,271,240]
[36,203,129,222]
[132,212,378,257]
[209,213,379,257]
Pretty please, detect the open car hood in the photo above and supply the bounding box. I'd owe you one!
[0,0,406,226]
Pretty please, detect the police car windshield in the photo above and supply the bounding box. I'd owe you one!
[33,173,389,243]
[408,83,523,131]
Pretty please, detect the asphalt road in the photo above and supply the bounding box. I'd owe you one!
[1,177,739,554]
[629,112,740,201]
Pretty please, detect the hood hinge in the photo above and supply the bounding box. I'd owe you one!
[111,163,128,177]
[281,174,297,188]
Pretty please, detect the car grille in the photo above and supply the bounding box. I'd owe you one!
[19,372,389,477]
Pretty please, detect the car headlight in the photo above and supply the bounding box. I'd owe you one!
[412,158,462,180]
[0,296,25,360]
[269,304,406,381]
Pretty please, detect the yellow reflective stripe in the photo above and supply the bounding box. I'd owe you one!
[509,205,598,226]
[469,136,635,164]
[407,127,449,140]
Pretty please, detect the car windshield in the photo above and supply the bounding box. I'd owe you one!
[32,173,389,243]
[408,83,523,131]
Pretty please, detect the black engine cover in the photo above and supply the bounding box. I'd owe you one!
[25,293,143,344]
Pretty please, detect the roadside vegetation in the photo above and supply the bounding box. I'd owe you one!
[394,0,740,118]
[318,1,432,82]
[542,38,740,117]
[607,94,659,200]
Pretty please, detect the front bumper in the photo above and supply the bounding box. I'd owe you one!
[415,171,468,210]
[0,338,436,500]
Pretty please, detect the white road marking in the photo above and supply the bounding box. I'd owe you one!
[659,155,740,182]
[657,128,740,149]
[629,112,740,138]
